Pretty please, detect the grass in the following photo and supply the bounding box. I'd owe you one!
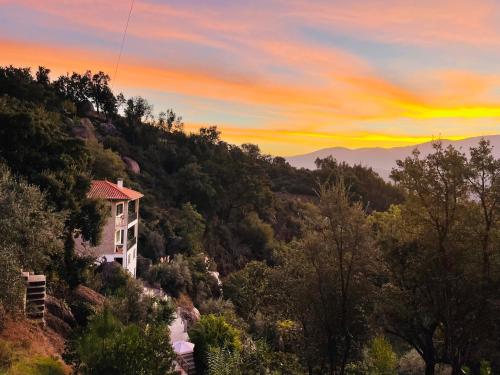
[0,338,66,375]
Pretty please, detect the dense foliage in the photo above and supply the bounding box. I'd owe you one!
[64,309,176,375]
[4,64,500,375]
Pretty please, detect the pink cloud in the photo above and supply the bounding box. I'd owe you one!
[285,0,500,46]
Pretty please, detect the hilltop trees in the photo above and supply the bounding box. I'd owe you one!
[373,141,500,374]
[54,70,117,117]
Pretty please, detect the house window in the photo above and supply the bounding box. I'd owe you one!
[115,229,124,245]
[128,200,137,214]
[116,203,124,216]
[127,225,135,241]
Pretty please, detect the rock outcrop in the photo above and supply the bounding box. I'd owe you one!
[71,285,105,308]
[98,121,118,135]
[45,313,72,338]
[122,156,141,174]
[71,118,96,141]
[179,305,201,330]
[45,295,76,327]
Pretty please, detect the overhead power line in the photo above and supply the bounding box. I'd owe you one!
[113,0,135,87]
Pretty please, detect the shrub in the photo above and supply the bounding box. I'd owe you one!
[64,309,176,375]
[189,314,241,373]
[364,336,398,375]
[0,245,24,315]
[69,300,97,327]
[147,255,192,297]
[107,277,145,325]
[8,356,65,375]
[0,339,14,371]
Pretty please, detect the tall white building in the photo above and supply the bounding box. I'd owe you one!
[76,179,143,277]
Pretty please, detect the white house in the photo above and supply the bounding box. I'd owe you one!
[75,178,143,277]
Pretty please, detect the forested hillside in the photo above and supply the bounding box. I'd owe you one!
[0,66,402,276]
[2,65,500,375]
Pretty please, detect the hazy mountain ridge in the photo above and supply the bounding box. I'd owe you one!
[286,135,500,180]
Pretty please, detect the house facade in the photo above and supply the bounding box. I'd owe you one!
[76,179,143,277]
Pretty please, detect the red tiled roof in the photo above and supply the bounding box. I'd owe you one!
[88,180,144,200]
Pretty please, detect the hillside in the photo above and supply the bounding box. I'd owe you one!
[4,65,500,374]
[286,135,500,180]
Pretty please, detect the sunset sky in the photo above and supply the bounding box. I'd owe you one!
[2,0,500,155]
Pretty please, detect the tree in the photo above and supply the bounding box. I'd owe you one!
[374,141,500,374]
[189,314,241,374]
[175,203,206,255]
[124,96,154,123]
[86,140,126,181]
[53,71,92,109]
[65,309,176,375]
[223,261,271,321]
[0,163,64,272]
[35,66,51,85]
[147,255,193,298]
[0,96,106,286]
[276,181,377,374]
[157,109,183,132]
[465,139,500,282]
[0,244,24,315]
[89,71,116,116]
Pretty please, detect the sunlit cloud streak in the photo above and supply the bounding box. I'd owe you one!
[1,0,500,153]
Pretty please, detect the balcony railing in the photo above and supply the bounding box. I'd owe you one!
[115,215,126,227]
[128,211,138,224]
[127,236,137,250]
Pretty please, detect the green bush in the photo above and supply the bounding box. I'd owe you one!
[364,336,398,375]
[147,255,192,298]
[0,340,14,371]
[64,309,176,375]
[8,356,65,375]
[189,314,241,374]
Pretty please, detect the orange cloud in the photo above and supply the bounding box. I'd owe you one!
[183,122,477,155]
[1,38,499,154]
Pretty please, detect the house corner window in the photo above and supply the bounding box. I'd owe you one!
[115,229,124,245]
[116,203,124,217]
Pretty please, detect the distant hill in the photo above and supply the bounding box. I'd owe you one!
[286,135,500,180]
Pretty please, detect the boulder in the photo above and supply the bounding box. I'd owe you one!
[179,306,200,330]
[71,118,96,141]
[71,285,105,308]
[99,121,118,135]
[122,156,140,174]
[45,295,76,327]
[45,312,72,338]
[69,285,106,326]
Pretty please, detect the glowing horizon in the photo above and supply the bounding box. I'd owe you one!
[1,0,500,154]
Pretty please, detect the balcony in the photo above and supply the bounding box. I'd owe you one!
[128,211,138,224]
[115,215,126,227]
[127,236,137,250]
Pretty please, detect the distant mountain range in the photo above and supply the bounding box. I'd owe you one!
[286,135,500,180]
